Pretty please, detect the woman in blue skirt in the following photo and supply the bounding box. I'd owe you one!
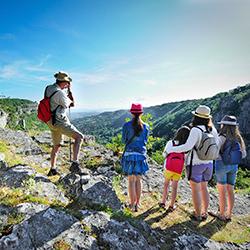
[121,103,149,212]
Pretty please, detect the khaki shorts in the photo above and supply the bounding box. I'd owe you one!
[47,120,83,146]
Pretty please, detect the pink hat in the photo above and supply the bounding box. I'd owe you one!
[130,103,143,114]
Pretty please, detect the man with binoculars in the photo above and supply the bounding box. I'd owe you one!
[45,71,84,176]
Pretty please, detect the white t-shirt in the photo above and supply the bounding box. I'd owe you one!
[166,125,219,166]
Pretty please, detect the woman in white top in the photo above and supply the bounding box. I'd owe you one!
[166,105,219,221]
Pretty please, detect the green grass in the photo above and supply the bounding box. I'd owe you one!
[0,186,68,207]
[0,141,24,166]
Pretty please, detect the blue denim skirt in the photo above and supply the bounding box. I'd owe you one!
[121,153,149,176]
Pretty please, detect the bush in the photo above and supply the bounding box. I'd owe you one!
[235,167,250,190]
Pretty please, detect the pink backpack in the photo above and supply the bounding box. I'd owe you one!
[165,141,185,174]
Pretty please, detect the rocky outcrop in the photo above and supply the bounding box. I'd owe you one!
[174,233,249,250]
[0,110,7,128]
[0,208,91,250]
[82,211,158,249]
[0,128,42,156]
[0,164,68,204]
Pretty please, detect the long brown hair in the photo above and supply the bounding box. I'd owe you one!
[132,113,143,136]
[191,116,213,132]
[220,125,246,150]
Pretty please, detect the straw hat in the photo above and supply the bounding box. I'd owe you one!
[217,115,238,126]
[192,105,212,119]
[54,71,72,82]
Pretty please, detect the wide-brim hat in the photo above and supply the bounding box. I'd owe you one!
[54,71,72,82]
[192,105,212,119]
[217,115,238,126]
[130,103,143,114]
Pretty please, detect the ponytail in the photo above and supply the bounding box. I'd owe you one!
[132,114,143,136]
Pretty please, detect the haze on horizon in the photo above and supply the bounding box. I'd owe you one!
[0,0,249,111]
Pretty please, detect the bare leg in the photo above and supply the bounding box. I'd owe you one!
[200,181,210,215]
[128,175,136,206]
[72,132,83,162]
[190,180,201,216]
[217,183,226,217]
[170,180,178,207]
[50,145,61,169]
[161,179,170,204]
[226,184,235,219]
[135,175,142,205]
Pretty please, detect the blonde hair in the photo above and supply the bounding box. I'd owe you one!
[220,125,246,150]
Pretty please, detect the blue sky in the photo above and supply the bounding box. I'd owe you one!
[0,0,249,111]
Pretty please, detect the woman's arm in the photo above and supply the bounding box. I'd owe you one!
[162,140,172,158]
[166,128,200,153]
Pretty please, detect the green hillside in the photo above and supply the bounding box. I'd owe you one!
[74,84,250,143]
[0,98,47,131]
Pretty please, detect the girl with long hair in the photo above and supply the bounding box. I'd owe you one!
[214,115,246,221]
[121,103,149,212]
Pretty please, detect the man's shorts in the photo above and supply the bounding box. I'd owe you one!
[47,120,83,146]
[215,160,238,186]
[164,170,181,181]
[186,163,213,183]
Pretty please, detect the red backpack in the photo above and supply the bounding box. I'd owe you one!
[37,86,59,123]
[164,141,185,174]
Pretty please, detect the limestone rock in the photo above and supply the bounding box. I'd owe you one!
[0,208,78,250]
[77,177,122,211]
[0,128,42,156]
[0,165,68,204]
[82,211,157,250]
[174,233,249,250]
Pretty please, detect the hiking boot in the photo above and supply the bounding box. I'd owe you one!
[70,162,83,174]
[47,168,60,176]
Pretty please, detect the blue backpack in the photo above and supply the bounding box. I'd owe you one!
[221,138,242,165]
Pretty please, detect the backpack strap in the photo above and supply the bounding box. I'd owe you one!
[44,86,60,125]
[188,150,194,181]
[193,126,204,151]
[188,126,202,180]
[122,133,137,158]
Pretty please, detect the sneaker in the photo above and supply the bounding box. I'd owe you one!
[159,202,166,209]
[190,213,203,222]
[134,204,139,212]
[70,162,83,174]
[48,168,60,176]
[167,205,177,212]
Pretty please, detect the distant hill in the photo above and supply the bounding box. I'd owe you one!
[0,98,47,131]
[70,111,100,120]
[73,84,250,166]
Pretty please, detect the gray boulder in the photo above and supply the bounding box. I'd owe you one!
[0,165,68,204]
[59,171,91,198]
[0,208,78,249]
[77,177,122,211]
[82,211,157,250]
[174,233,249,250]
[0,128,42,156]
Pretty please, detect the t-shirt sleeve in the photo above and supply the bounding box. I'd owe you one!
[54,91,71,108]
[162,140,172,158]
